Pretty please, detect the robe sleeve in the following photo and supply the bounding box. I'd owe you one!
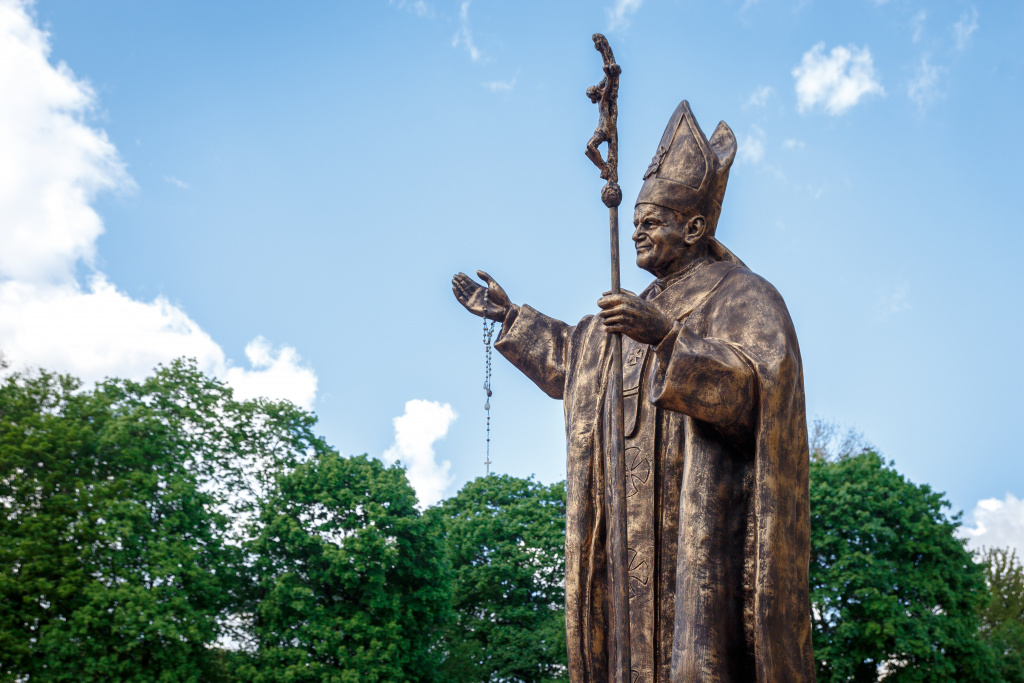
[649,324,756,437]
[648,271,786,439]
[493,304,575,400]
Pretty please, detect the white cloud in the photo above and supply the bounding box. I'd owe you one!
[0,0,317,410]
[911,9,927,43]
[391,0,431,18]
[959,494,1024,556]
[163,175,188,189]
[792,43,885,115]
[224,337,318,411]
[607,0,642,32]
[482,77,516,92]
[0,276,223,383]
[737,125,766,165]
[907,55,945,110]
[746,85,773,108]
[451,1,481,62]
[0,0,131,286]
[953,6,978,51]
[382,399,457,508]
[782,138,805,150]
[0,278,319,410]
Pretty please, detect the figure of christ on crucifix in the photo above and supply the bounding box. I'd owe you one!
[453,99,816,683]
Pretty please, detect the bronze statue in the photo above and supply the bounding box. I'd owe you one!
[452,36,815,683]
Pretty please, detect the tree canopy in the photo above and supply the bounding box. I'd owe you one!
[248,453,450,683]
[809,450,997,682]
[2,363,1021,682]
[979,547,1024,683]
[435,474,567,682]
[0,360,317,681]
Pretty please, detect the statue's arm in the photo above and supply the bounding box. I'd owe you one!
[648,272,797,439]
[451,270,573,399]
[493,304,574,400]
[648,323,756,437]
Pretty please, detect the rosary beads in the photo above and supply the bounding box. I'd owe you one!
[483,289,496,475]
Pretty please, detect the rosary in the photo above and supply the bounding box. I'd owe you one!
[483,289,496,475]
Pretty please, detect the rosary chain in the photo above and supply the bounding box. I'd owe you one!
[483,289,496,475]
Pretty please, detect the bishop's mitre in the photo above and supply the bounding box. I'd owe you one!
[636,100,737,237]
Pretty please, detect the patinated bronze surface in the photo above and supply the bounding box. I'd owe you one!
[451,39,815,683]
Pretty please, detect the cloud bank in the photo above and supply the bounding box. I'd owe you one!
[793,43,884,115]
[0,0,316,410]
[382,399,457,508]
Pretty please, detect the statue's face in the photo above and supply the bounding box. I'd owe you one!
[633,203,699,277]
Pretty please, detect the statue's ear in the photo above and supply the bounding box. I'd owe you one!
[709,121,737,171]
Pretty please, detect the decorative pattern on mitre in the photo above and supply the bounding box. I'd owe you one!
[643,145,668,180]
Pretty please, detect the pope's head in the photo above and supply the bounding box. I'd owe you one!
[634,101,737,278]
[632,202,709,278]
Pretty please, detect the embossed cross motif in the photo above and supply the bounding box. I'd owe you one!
[626,548,650,600]
[625,447,651,497]
[625,347,644,367]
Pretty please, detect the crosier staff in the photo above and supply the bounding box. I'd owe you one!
[585,33,630,683]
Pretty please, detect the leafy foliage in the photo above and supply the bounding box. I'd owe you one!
[248,453,450,683]
[435,475,567,683]
[979,547,1024,683]
[3,360,1018,683]
[809,450,997,682]
[0,360,320,682]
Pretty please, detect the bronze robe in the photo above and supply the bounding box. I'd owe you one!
[494,260,815,683]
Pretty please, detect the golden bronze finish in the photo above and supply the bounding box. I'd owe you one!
[451,36,815,683]
[584,33,630,683]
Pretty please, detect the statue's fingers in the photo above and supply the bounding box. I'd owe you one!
[598,294,629,308]
[602,310,625,322]
[456,276,478,293]
[453,282,477,303]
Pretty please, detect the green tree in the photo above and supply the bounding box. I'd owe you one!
[436,475,567,683]
[809,450,998,682]
[0,360,317,682]
[248,453,450,683]
[979,547,1024,683]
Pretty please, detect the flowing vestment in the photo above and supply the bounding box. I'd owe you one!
[494,260,816,683]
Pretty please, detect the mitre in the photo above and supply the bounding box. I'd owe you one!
[635,100,737,238]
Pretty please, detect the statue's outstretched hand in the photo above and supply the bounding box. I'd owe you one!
[598,291,674,345]
[452,270,511,321]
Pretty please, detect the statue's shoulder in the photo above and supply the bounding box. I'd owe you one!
[712,265,795,323]
[717,265,784,300]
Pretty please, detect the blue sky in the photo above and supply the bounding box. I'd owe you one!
[1,0,1021,548]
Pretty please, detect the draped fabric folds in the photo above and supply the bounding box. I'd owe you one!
[494,259,816,683]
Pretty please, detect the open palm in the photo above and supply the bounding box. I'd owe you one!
[452,270,511,321]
